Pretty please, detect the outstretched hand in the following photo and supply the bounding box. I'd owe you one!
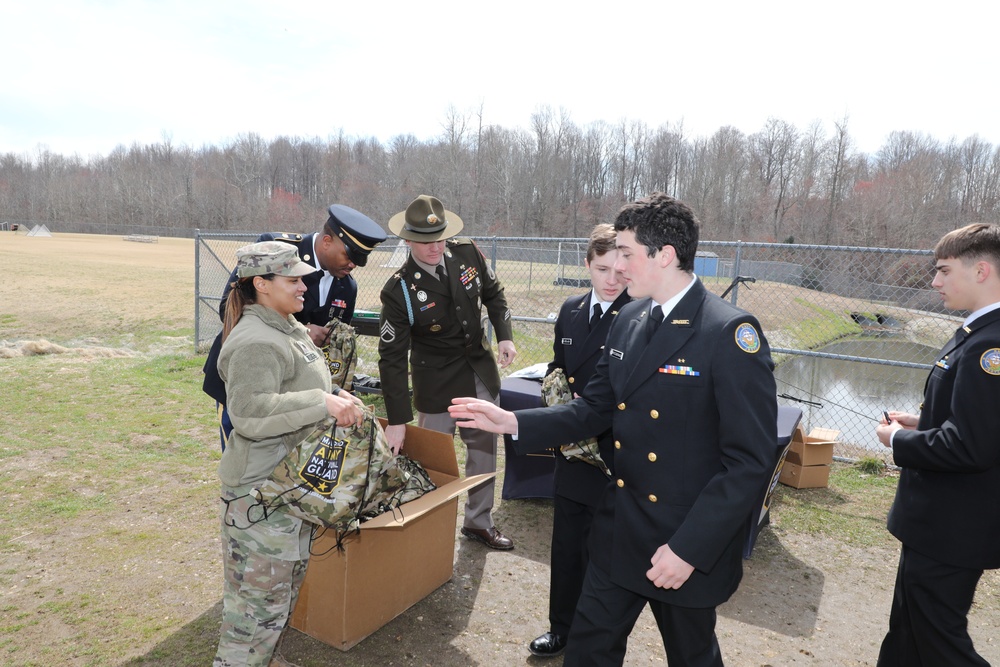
[448,397,519,434]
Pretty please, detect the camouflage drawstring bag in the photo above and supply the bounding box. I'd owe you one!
[540,368,612,476]
[359,452,437,522]
[322,318,358,390]
[251,406,435,534]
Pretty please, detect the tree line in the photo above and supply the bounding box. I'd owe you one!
[2,107,999,248]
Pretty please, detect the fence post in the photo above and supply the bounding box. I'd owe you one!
[194,229,201,353]
[730,240,744,306]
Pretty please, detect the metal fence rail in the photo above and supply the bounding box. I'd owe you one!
[196,232,956,462]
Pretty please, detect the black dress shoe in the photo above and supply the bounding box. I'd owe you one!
[528,631,566,657]
[460,526,514,550]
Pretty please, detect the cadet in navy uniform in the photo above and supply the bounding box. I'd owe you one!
[203,204,387,447]
[378,194,516,550]
[529,223,632,658]
[876,223,1000,666]
[451,192,778,666]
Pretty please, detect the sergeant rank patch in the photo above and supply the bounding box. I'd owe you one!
[380,321,395,343]
[735,323,761,354]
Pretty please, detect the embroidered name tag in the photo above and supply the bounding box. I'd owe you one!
[610,348,624,360]
[561,337,573,345]
[293,340,320,362]
[659,364,699,376]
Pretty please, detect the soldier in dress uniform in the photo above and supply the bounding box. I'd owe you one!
[529,223,632,658]
[450,192,778,666]
[876,223,1000,666]
[203,204,387,449]
[378,194,516,550]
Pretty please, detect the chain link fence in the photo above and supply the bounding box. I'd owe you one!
[196,232,957,463]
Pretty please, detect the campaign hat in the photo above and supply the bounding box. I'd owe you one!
[388,195,463,242]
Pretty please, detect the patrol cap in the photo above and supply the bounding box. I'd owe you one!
[389,194,464,242]
[325,204,388,267]
[235,241,316,278]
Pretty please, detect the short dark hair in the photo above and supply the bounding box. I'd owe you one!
[586,223,617,263]
[613,192,700,272]
[935,223,1000,268]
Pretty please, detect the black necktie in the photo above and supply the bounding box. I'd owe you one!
[647,305,663,341]
[590,303,603,330]
[436,264,447,282]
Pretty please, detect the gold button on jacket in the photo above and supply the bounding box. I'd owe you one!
[616,478,625,488]
[648,452,657,462]
[650,409,659,419]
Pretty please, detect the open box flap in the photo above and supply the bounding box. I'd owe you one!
[360,472,496,529]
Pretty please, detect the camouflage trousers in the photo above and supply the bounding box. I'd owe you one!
[214,485,312,667]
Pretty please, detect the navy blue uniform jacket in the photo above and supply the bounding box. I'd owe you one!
[515,279,777,607]
[888,307,1000,570]
[548,290,632,505]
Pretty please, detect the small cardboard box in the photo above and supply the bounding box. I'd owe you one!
[784,426,838,467]
[778,461,832,489]
[290,420,494,651]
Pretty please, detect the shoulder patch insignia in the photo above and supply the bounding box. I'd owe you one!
[980,348,1000,375]
[735,323,761,354]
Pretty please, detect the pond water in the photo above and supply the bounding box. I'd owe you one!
[773,338,939,453]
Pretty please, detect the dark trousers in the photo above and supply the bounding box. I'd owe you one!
[549,493,598,636]
[877,545,988,667]
[564,557,722,667]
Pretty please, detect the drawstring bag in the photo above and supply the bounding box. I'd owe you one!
[540,368,611,476]
[250,406,436,536]
[359,452,438,521]
[322,318,358,390]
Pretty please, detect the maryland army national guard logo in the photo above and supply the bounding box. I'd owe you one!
[980,348,1000,375]
[299,433,348,496]
[735,323,761,354]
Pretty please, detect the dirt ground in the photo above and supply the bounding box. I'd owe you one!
[3,232,999,666]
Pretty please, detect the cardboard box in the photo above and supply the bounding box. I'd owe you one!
[784,426,839,467]
[290,420,494,650]
[778,461,831,489]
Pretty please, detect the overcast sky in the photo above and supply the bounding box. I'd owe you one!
[2,0,997,159]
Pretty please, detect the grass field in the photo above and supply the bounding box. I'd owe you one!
[2,232,998,666]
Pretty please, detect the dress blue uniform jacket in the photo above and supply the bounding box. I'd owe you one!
[202,232,358,404]
[515,279,777,607]
[548,290,632,505]
[888,307,1000,571]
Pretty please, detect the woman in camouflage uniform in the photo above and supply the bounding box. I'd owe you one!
[213,241,365,667]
